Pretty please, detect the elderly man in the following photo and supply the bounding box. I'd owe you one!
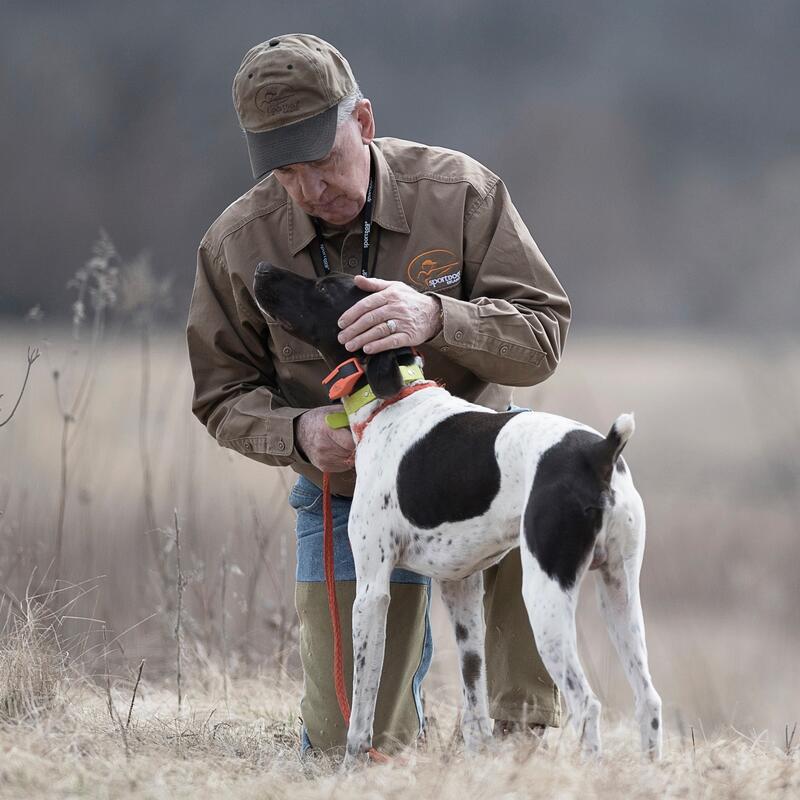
[187,33,571,754]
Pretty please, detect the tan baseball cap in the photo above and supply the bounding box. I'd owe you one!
[232,34,356,180]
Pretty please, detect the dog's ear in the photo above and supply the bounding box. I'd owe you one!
[365,351,403,399]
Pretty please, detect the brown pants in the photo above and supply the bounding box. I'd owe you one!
[296,547,561,752]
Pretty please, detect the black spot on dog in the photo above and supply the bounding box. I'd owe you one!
[397,411,524,529]
[455,623,468,642]
[616,457,627,474]
[381,493,390,509]
[524,429,622,590]
[461,651,482,692]
[651,717,659,730]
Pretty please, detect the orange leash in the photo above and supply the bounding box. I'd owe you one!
[322,472,390,764]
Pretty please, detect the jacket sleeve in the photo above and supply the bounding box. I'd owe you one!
[187,243,309,466]
[425,180,571,386]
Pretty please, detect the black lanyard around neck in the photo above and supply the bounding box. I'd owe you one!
[311,158,376,277]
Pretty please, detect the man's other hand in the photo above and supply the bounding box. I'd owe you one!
[296,405,355,472]
[336,275,443,354]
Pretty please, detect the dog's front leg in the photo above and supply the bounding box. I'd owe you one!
[439,572,492,751]
[343,559,393,768]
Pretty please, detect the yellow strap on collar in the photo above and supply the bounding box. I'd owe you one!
[329,363,425,423]
[324,411,351,429]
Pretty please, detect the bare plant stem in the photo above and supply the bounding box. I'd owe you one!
[221,548,229,709]
[137,325,174,598]
[787,722,797,756]
[102,627,114,722]
[101,625,130,757]
[174,509,184,714]
[139,326,157,535]
[0,347,40,428]
[126,658,145,729]
[53,407,71,584]
[244,496,270,662]
[52,304,106,585]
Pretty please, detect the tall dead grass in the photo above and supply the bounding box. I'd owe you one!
[0,314,798,747]
[0,595,65,721]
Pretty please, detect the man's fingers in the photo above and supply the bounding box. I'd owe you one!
[342,319,400,352]
[338,304,396,342]
[327,427,356,451]
[353,274,391,292]
[337,290,389,329]
[363,331,412,354]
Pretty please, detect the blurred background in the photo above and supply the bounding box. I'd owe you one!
[1,1,798,744]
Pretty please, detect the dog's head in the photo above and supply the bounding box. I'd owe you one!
[253,262,409,398]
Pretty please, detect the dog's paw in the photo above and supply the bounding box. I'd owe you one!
[341,744,371,772]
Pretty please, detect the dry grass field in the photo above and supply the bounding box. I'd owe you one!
[1,322,798,798]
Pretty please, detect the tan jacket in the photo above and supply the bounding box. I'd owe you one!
[187,137,571,496]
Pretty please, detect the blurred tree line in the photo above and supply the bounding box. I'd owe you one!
[1,0,798,332]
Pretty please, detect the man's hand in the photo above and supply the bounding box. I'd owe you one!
[337,275,443,354]
[296,405,355,472]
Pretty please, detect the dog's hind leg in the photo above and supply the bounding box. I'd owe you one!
[344,555,393,766]
[520,548,602,758]
[595,495,662,759]
[439,572,493,751]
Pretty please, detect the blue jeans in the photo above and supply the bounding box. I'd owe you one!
[289,475,433,753]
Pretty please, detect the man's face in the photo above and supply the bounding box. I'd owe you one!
[272,100,374,227]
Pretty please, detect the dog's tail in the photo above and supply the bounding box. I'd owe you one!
[592,413,635,483]
[609,412,635,450]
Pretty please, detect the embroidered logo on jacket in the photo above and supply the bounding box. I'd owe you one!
[406,249,461,290]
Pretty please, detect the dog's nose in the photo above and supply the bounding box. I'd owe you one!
[255,261,276,276]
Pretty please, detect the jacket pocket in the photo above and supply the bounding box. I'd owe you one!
[267,320,323,363]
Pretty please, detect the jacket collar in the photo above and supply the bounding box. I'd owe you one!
[287,141,410,257]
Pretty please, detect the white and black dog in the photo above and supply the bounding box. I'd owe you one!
[254,263,662,764]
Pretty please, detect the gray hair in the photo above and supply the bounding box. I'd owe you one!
[336,85,364,126]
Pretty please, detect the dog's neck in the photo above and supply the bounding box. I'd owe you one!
[321,352,435,442]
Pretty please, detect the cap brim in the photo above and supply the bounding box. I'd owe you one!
[245,103,338,180]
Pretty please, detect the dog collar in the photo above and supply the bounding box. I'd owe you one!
[322,356,365,401]
[322,357,426,429]
[341,363,425,416]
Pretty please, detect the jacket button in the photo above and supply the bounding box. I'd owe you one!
[244,441,252,451]
[347,257,358,268]
[277,440,286,451]
[454,330,463,341]
[282,345,292,357]
[499,345,510,356]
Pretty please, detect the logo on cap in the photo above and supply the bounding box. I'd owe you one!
[407,249,461,290]
[255,83,300,115]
